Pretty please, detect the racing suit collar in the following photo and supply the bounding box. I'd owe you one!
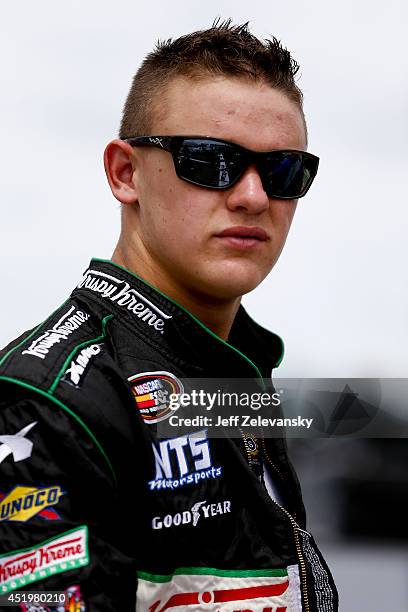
[73,258,284,378]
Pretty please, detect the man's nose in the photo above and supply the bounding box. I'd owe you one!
[225,164,269,214]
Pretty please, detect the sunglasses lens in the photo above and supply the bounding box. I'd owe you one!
[170,139,318,198]
[175,140,244,188]
[260,152,317,198]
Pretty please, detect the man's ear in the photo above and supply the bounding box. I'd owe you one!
[104,139,139,205]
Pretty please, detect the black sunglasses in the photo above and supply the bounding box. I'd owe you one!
[124,135,319,200]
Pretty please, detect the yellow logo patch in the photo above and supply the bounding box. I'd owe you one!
[0,486,63,522]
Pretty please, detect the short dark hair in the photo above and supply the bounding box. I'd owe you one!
[119,19,304,139]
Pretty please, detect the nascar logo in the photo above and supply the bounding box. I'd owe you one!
[129,371,183,424]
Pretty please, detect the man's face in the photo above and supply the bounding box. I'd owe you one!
[130,76,307,300]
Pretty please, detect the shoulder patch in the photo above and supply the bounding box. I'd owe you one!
[0,300,112,394]
[21,306,90,360]
[0,306,120,486]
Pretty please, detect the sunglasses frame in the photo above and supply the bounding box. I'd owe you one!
[124,135,319,199]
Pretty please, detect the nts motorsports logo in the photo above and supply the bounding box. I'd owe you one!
[149,430,222,491]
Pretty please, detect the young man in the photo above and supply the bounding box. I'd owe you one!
[0,22,337,611]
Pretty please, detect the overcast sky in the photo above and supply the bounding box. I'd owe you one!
[1,0,407,376]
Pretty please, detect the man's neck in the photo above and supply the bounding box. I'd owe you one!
[111,245,240,341]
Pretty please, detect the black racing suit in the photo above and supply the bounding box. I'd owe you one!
[0,258,338,611]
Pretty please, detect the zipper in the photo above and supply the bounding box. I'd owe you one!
[260,436,286,482]
[239,429,310,611]
[240,430,261,464]
[261,439,311,612]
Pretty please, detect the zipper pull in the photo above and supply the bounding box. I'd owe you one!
[240,430,265,485]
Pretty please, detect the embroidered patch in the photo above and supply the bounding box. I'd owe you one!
[149,430,222,491]
[0,526,89,594]
[152,499,231,530]
[77,269,172,334]
[129,371,183,424]
[136,567,294,611]
[62,343,103,387]
[21,306,90,360]
[0,486,64,522]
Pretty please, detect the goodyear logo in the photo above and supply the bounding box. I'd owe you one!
[0,486,63,522]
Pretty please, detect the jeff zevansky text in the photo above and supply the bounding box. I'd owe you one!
[167,390,314,429]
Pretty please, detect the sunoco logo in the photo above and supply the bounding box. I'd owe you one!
[0,486,63,522]
[152,499,231,530]
[77,269,172,334]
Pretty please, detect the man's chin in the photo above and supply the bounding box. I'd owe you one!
[196,266,269,301]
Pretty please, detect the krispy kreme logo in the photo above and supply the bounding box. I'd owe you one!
[22,306,90,360]
[0,526,89,593]
[77,269,172,334]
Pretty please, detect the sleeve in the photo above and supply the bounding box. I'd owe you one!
[0,393,136,611]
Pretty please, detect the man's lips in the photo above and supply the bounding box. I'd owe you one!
[214,226,269,249]
[216,226,269,240]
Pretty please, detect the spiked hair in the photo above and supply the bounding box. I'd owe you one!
[119,19,305,138]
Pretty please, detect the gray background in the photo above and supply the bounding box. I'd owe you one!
[1,1,407,609]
